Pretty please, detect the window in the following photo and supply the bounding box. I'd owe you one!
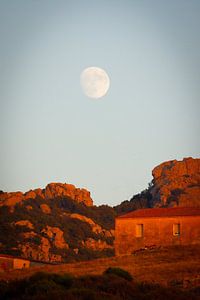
[136,224,143,237]
[173,223,180,236]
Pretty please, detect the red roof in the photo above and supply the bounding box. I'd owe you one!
[117,207,200,219]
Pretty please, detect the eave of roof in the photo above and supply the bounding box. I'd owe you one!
[116,207,200,219]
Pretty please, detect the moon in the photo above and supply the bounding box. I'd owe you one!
[80,67,110,99]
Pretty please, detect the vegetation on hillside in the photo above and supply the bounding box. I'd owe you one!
[0,196,116,262]
[0,269,199,300]
[114,188,152,215]
[1,157,199,263]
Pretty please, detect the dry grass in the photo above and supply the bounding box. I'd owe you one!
[1,245,200,287]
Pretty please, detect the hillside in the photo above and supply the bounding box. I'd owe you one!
[0,184,115,262]
[1,245,200,289]
[115,157,200,214]
[0,157,199,263]
[1,245,200,299]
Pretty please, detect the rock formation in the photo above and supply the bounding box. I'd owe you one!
[0,181,113,263]
[81,238,113,251]
[151,157,200,207]
[41,226,69,249]
[19,226,68,262]
[0,182,93,209]
[70,213,114,237]
[14,220,34,230]
[44,183,93,206]
[19,237,62,262]
[40,204,51,214]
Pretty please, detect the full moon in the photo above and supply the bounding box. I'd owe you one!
[80,67,110,99]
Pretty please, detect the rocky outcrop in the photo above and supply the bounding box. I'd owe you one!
[19,237,62,262]
[70,213,114,237]
[41,226,69,249]
[26,205,33,211]
[81,238,113,251]
[151,157,200,207]
[40,204,51,214]
[19,227,68,262]
[22,231,37,239]
[44,183,93,206]
[14,220,34,229]
[0,182,93,208]
[0,192,24,208]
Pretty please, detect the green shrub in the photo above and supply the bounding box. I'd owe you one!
[103,267,133,281]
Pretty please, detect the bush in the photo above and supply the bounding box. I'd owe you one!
[103,267,133,282]
[69,288,97,300]
[49,273,73,288]
[28,271,73,288]
[0,280,8,299]
[25,278,61,296]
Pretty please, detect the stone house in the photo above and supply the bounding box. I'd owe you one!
[115,207,200,256]
[0,254,30,271]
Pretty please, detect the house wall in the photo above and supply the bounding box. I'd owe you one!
[115,216,200,256]
[13,258,30,269]
[0,256,30,271]
[0,257,13,271]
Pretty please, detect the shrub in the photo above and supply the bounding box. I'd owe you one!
[25,278,61,296]
[69,287,97,300]
[103,267,133,282]
[49,273,73,288]
[0,280,8,299]
[28,271,73,289]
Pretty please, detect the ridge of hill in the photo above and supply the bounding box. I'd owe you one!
[0,157,199,263]
[115,157,200,214]
[0,182,93,209]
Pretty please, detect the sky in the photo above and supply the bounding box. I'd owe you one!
[0,0,200,206]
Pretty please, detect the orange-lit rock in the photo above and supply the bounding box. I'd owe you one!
[82,238,113,251]
[24,190,37,200]
[151,157,200,207]
[22,231,37,239]
[70,213,114,237]
[44,183,93,206]
[14,220,34,230]
[41,225,69,249]
[26,205,33,211]
[40,204,51,214]
[0,182,93,208]
[19,237,62,262]
[0,192,24,207]
[24,188,45,200]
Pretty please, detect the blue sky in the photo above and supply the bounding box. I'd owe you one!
[1,0,200,205]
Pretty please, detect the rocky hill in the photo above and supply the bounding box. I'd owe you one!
[115,157,200,214]
[0,157,199,263]
[151,157,200,207]
[0,183,115,263]
[0,182,93,209]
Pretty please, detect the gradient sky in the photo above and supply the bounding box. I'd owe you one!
[1,0,200,206]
